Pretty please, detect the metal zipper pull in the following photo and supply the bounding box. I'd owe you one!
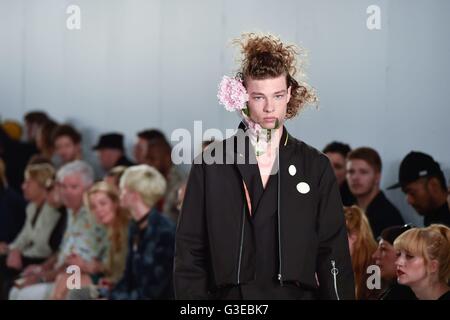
[278,273,284,286]
[331,260,340,300]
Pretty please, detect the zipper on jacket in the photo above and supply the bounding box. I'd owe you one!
[277,147,284,286]
[331,260,340,300]
[237,203,245,284]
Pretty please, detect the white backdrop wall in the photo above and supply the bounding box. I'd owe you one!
[1,0,450,226]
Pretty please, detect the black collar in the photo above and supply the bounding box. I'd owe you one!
[136,211,151,229]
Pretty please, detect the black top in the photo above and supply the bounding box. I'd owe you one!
[0,187,26,243]
[109,208,175,300]
[424,203,450,227]
[115,155,134,168]
[236,172,316,300]
[366,191,405,238]
[438,290,450,300]
[0,127,38,194]
[379,282,417,300]
[340,181,356,206]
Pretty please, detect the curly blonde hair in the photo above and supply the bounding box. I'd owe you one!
[233,33,318,119]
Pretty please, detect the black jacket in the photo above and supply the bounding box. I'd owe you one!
[174,126,355,300]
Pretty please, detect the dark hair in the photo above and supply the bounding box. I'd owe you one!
[380,224,414,245]
[28,154,53,166]
[323,141,352,158]
[347,147,382,173]
[234,33,317,119]
[38,119,58,153]
[148,137,172,157]
[52,124,82,145]
[137,129,167,143]
[24,111,48,125]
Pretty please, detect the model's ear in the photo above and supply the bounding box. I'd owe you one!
[286,86,292,104]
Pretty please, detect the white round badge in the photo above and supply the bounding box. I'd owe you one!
[296,182,310,194]
[288,165,296,176]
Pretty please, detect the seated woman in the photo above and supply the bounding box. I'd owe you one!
[56,181,130,299]
[344,206,378,299]
[394,224,450,300]
[1,163,63,298]
[372,224,417,300]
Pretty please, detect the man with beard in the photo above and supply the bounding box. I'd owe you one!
[388,151,450,227]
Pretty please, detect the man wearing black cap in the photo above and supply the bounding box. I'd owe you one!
[388,151,450,227]
[93,133,134,174]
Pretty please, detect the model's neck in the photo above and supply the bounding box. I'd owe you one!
[262,126,283,150]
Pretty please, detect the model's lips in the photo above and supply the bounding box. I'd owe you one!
[263,117,277,122]
[397,269,405,277]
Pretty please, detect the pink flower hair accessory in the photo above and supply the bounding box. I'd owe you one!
[217,76,249,112]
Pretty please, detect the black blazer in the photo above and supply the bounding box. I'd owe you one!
[174,125,355,299]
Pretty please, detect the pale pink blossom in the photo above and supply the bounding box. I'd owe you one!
[217,76,249,112]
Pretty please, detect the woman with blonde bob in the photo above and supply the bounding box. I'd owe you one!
[394,224,450,300]
[51,181,130,299]
[344,205,378,299]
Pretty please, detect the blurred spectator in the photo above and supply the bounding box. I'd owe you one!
[133,129,166,165]
[145,137,186,223]
[51,181,129,299]
[372,225,417,300]
[0,158,26,253]
[0,163,64,298]
[108,165,175,300]
[35,119,58,162]
[347,147,404,237]
[388,151,450,227]
[52,124,82,165]
[23,111,49,143]
[394,224,450,300]
[323,141,356,206]
[0,112,47,193]
[92,133,134,174]
[1,120,22,141]
[344,205,379,299]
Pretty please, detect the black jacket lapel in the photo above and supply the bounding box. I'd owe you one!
[233,123,264,215]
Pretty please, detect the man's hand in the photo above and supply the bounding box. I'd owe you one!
[6,249,23,270]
